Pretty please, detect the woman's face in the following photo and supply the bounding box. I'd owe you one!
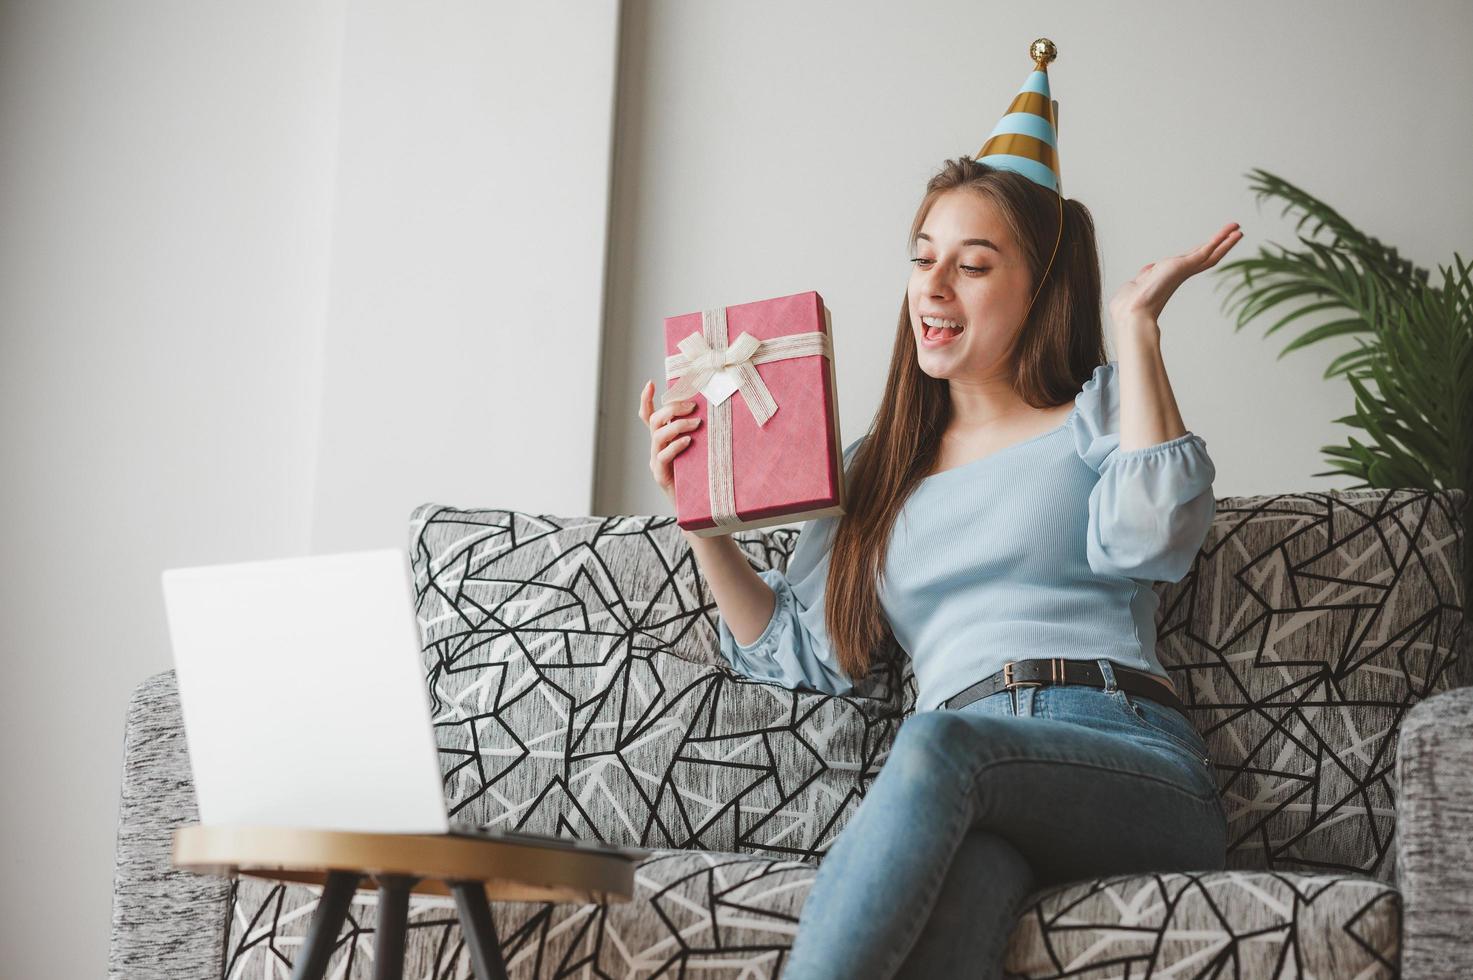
[907,189,1032,379]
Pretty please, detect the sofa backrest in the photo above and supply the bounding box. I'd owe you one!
[408,504,910,862]
[408,488,1466,883]
[1152,488,1467,886]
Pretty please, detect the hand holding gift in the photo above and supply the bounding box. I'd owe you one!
[638,382,700,511]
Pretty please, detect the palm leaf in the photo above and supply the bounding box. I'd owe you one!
[1213,167,1473,602]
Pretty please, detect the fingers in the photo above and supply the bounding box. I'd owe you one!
[642,382,701,456]
[1122,224,1242,307]
[1214,227,1244,261]
[638,380,676,426]
[638,380,652,423]
[639,381,697,430]
[1198,226,1243,269]
[1198,224,1238,250]
[1139,223,1242,282]
[655,432,693,463]
[1194,223,1241,261]
[652,400,696,433]
[649,413,698,487]
[643,382,700,502]
[659,398,686,426]
[655,413,702,449]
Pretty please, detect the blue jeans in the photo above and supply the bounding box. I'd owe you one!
[782,659,1227,980]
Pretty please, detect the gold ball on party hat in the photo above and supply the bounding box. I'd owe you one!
[1030,38,1056,70]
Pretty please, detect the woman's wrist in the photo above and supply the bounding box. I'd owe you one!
[1113,314,1162,353]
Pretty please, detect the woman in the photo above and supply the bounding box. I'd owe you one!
[637,154,1242,979]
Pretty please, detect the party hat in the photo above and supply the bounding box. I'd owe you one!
[975,38,1061,194]
[972,38,1064,318]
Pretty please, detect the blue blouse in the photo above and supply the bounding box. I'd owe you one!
[715,360,1218,713]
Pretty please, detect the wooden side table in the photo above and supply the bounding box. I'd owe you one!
[173,825,648,980]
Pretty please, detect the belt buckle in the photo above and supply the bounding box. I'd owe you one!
[1003,658,1065,690]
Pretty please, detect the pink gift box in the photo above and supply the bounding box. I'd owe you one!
[662,289,846,536]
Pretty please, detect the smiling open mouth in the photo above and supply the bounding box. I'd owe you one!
[921,315,965,341]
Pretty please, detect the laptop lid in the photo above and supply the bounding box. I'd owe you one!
[160,547,451,833]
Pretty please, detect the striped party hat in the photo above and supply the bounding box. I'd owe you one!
[975,38,1061,194]
[972,38,1064,319]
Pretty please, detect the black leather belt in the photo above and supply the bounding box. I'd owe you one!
[941,658,1187,715]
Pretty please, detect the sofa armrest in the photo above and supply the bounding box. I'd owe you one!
[108,668,231,980]
[1396,685,1473,980]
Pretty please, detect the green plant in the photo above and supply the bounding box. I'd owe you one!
[1212,167,1473,609]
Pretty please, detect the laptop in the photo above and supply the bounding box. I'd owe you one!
[160,547,650,862]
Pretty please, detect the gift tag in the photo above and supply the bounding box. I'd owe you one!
[699,369,741,407]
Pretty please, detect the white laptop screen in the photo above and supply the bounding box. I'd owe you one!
[160,547,451,833]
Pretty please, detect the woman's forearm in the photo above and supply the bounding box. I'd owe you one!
[1114,319,1189,452]
[683,528,778,646]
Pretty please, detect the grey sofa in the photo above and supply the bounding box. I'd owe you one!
[109,488,1472,979]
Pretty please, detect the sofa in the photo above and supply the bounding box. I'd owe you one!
[109,487,1472,979]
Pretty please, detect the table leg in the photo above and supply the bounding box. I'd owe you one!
[449,880,510,980]
[373,873,418,980]
[291,870,361,980]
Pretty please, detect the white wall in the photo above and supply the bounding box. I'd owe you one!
[596,0,1473,515]
[0,1,618,975]
[0,3,346,976]
[311,1,619,550]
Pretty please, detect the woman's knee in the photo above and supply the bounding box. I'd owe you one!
[951,827,1033,885]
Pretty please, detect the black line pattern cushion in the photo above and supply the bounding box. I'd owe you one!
[217,488,1464,978]
[219,862,1402,978]
[1198,491,1467,884]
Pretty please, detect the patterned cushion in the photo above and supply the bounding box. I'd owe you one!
[222,857,1400,978]
[405,506,907,858]
[1165,490,1467,885]
[207,488,1465,979]
[223,850,818,978]
[1004,868,1400,978]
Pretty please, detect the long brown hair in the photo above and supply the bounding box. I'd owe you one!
[825,156,1107,681]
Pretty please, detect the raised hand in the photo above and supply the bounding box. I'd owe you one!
[1109,222,1243,332]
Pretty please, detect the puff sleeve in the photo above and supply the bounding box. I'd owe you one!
[1072,361,1217,583]
[714,435,866,697]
